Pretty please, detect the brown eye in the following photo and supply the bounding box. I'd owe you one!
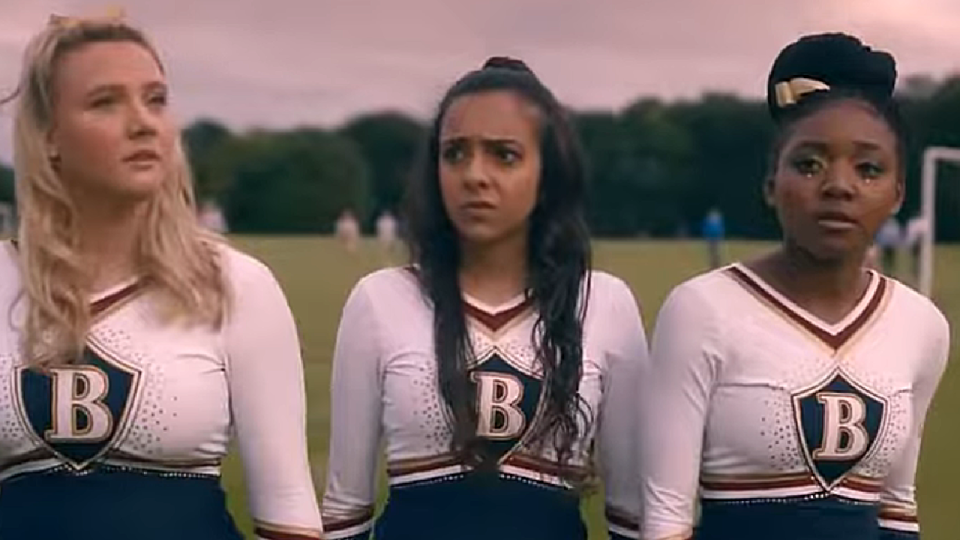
[790,157,824,177]
[495,147,520,165]
[856,161,885,181]
[90,95,117,109]
[441,144,465,164]
[147,92,168,109]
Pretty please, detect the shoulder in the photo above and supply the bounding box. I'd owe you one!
[885,277,948,321]
[352,266,421,297]
[0,239,18,271]
[587,270,632,296]
[215,244,293,325]
[0,239,18,285]
[581,271,648,368]
[650,267,738,353]
[0,239,22,307]
[583,270,644,325]
[884,276,950,352]
[0,240,19,345]
[659,266,733,317]
[586,270,635,303]
[347,266,422,310]
[335,267,427,355]
[342,266,425,319]
[217,242,280,291]
[585,270,648,312]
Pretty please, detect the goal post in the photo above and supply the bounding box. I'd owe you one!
[919,146,960,298]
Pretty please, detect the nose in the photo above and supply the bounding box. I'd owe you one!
[462,153,491,191]
[820,160,857,200]
[125,99,159,139]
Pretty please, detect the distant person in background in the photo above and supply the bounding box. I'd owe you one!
[376,209,399,260]
[0,12,321,540]
[322,56,646,540]
[0,203,13,238]
[875,216,901,274]
[198,199,228,233]
[903,214,929,287]
[335,209,360,252]
[701,207,725,269]
[640,33,950,540]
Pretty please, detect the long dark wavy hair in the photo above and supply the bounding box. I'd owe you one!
[402,57,593,485]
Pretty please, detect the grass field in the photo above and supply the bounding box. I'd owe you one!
[218,237,960,539]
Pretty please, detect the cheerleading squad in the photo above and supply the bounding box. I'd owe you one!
[0,12,950,540]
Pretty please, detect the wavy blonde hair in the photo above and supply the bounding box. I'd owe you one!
[6,15,228,367]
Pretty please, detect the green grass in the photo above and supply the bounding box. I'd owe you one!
[220,237,960,539]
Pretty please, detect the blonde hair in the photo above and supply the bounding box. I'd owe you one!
[5,15,228,366]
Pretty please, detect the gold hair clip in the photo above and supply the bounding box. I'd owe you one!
[48,6,126,29]
[774,77,831,108]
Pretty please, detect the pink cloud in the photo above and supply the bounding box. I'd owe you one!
[1,0,957,162]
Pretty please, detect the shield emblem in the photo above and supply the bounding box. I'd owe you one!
[792,369,887,489]
[17,347,141,470]
[468,351,544,463]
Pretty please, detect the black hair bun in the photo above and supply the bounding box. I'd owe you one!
[767,32,897,120]
[482,56,534,75]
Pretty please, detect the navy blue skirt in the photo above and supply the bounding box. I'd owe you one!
[696,497,887,540]
[373,474,588,540]
[0,467,244,540]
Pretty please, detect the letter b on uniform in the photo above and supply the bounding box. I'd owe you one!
[45,367,113,443]
[814,393,869,460]
[471,372,526,439]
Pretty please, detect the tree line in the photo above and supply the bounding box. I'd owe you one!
[1,74,959,240]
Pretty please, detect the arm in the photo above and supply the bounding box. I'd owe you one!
[223,255,322,540]
[321,279,384,540]
[598,279,648,540]
[639,283,721,540]
[878,311,951,539]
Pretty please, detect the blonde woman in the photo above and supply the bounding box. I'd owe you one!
[0,13,322,540]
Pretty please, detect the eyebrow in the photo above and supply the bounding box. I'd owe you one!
[84,80,167,98]
[790,139,885,153]
[440,135,522,146]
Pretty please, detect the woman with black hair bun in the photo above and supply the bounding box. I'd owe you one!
[321,57,647,540]
[639,33,950,540]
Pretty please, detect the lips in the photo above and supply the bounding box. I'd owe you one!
[123,149,160,163]
[462,201,496,211]
[815,210,858,230]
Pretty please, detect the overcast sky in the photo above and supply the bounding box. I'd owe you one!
[1,0,958,162]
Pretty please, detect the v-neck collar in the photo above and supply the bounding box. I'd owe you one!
[403,265,535,334]
[8,238,145,320]
[462,291,533,334]
[726,262,890,352]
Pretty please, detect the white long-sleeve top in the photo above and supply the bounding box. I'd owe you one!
[0,240,322,540]
[639,263,950,540]
[321,267,647,540]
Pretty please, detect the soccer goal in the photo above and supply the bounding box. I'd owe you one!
[918,146,960,298]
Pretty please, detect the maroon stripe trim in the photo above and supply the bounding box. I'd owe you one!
[726,266,886,350]
[254,527,322,540]
[321,507,375,533]
[90,281,145,317]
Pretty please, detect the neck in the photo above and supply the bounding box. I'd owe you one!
[459,232,528,306]
[74,195,148,293]
[770,239,866,301]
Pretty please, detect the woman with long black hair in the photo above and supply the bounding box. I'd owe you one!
[321,56,647,540]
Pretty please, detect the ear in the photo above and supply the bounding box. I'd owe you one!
[891,176,905,216]
[45,125,59,161]
[763,173,776,208]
